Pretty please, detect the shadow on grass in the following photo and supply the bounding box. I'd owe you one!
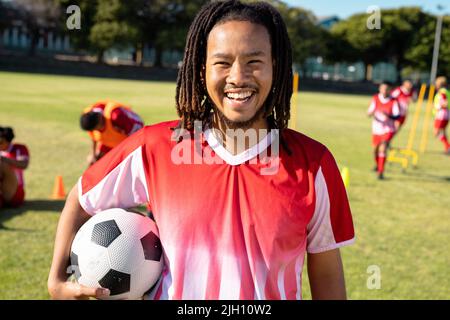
[0,199,65,231]
[391,170,450,184]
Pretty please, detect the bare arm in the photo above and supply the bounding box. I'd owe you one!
[86,140,98,165]
[47,184,109,299]
[0,155,28,170]
[367,100,376,117]
[307,249,347,300]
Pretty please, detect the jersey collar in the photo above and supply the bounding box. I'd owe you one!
[203,127,276,166]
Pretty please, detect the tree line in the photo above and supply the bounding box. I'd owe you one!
[1,0,449,81]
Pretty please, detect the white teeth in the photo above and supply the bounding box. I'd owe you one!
[226,91,253,100]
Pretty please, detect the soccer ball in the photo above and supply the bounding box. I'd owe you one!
[70,208,164,300]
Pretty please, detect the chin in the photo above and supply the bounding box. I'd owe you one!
[225,113,253,123]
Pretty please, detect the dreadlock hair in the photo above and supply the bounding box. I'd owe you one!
[175,0,293,153]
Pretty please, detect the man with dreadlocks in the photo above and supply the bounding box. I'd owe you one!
[48,0,354,300]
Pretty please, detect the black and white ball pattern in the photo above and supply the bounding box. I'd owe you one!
[70,208,163,300]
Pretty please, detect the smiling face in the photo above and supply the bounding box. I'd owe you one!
[205,20,273,130]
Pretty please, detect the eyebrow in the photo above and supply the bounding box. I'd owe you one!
[211,51,266,59]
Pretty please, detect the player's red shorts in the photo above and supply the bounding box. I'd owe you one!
[434,119,448,130]
[372,132,395,147]
[396,116,406,126]
[0,186,25,208]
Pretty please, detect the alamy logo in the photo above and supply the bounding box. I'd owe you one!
[367,265,381,289]
[66,5,81,30]
[170,120,280,175]
[366,5,381,30]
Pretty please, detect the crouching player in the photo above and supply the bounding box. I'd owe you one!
[368,82,400,179]
[0,127,30,208]
[80,101,144,166]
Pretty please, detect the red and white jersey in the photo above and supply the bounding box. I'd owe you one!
[391,86,415,116]
[91,103,144,135]
[78,120,355,300]
[0,143,29,188]
[434,88,450,121]
[368,94,400,135]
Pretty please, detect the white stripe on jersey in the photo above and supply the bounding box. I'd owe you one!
[253,259,268,300]
[161,271,173,300]
[218,254,242,300]
[277,263,287,300]
[181,248,210,299]
[159,244,176,300]
[307,167,336,253]
[295,255,302,300]
[78,146,150,215]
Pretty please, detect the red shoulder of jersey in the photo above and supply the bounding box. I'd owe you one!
[80,120,179,195]
[11,144,30,160]
[282,128,327,173]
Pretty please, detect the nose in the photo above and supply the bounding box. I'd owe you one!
[226,61,250,87]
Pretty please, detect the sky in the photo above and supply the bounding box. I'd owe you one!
[284,0,450,18]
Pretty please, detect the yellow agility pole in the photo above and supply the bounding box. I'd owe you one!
[398,83,427,167]
[419,85,435,153]
[406,84,427,150]
[289,72,299,130]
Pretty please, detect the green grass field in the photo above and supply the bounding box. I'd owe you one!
[0,71,449,299]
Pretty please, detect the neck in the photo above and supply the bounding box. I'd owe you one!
[211,113,269,155]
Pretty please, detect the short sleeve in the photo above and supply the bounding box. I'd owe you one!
[15,145,29,161]
[367,97,376,115]
[78,129,150,215]
[307,149,355,253]
[111,108,143,135]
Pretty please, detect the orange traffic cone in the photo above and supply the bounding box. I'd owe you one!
[51,175,66,200]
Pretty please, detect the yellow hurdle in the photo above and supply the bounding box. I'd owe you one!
[289,72,299,130]
[406,84,427,151]
[397,83,427,167]
[387,83,427,169]
[419,85,435,153]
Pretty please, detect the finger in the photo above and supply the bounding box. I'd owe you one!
[94,287,111,298]
[75,284,110,299]
[83,286,110,299]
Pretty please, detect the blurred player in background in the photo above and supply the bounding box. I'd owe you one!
[433,76,450,154]
[0,127,30,208]
[80,100,144,165]
[368,81,400,179]
[391,80,416,132]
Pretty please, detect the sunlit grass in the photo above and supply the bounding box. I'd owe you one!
[0,71,448,299]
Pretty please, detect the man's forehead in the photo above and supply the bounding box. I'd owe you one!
[207,24,271,58]
[210,51,267,59]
